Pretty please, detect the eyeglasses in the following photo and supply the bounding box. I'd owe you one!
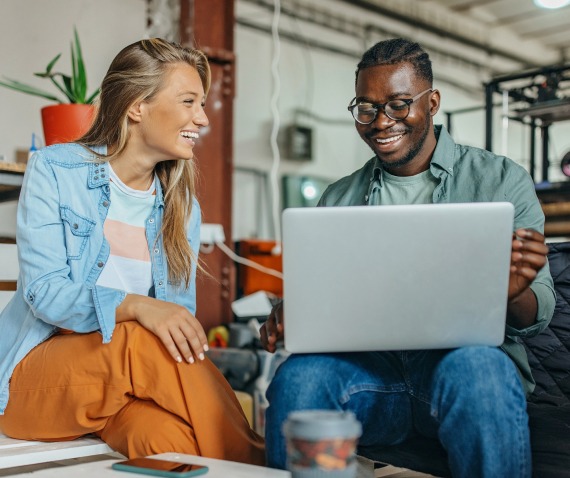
[347,88,433,124]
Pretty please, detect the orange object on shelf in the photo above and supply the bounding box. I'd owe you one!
[236,239,283,298]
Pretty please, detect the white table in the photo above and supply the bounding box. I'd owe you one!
[19,453,291,477]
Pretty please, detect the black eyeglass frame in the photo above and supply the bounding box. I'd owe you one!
[347,88,433,124]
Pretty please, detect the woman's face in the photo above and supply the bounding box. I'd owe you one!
[137,63,209,161]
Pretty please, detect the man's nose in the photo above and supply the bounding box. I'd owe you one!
[372,107,397,129]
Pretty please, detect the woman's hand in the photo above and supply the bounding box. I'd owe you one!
[117,295,208,363]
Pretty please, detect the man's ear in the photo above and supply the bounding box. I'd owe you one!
[127,101,144,123]
[429,89,441,117]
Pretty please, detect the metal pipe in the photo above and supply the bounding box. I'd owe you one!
[485,83,495,152]
[530,119,536,182]
[542,125,550,183]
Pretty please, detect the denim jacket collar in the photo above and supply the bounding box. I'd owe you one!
[85,145,165,208]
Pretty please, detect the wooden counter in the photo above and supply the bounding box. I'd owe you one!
[0,162,25,202]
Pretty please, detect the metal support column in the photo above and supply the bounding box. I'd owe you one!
[485,82,494,152]
[542,125,550,183]
[529,119,536,182]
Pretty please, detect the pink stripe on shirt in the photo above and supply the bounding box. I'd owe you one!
[104,219,150,262]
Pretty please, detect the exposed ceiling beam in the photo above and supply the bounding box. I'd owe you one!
[521,22,570,39]
[448,0,502,13]
[336,0,538,67]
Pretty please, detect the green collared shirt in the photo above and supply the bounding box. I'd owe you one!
[318,125,555,395]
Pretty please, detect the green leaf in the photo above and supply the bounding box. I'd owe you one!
[0,28,97,104]
[73,28,87,102]
[86,88,100,104]
[0,77,62,102]
[60,74,77,103]
[34,55,61,79]
[46,54,62,74]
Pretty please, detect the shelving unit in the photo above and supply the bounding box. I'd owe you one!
[484,64,570,236]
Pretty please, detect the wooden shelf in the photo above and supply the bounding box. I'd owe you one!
[0,162,26,174]
[0,162,25,203]
[540,199,570,237]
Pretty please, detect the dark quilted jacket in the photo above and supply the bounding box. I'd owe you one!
[521,242,570,477]
[523,241,570,405]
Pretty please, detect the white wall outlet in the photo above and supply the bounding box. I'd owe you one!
[200,223,226,245]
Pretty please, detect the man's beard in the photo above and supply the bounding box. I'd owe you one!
[376,115,431,171]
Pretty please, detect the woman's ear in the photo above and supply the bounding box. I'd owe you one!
[127,101,144,123]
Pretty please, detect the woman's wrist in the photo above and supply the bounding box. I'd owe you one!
[116,294,146,322]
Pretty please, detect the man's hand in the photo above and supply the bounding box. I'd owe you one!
[259,300,284,353]
[506,228,548,329]
[509,228,548,301]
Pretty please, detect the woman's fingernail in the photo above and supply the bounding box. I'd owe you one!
[199,353,205,361]
[203,344,209,352]
[188,356,195,364]
[176,356,182,363]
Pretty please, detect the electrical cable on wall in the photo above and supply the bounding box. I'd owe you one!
[268,0,282,255]
[214,240,284,280]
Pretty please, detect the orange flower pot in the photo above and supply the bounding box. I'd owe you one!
[41,104,95,146]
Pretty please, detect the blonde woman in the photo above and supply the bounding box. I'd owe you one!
[0,38,264,464]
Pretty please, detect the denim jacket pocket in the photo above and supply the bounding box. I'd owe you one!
[60,206,96,260]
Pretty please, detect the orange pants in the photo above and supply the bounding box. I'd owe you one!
[0,322,265,464]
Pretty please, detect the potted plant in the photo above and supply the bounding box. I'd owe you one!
[0,28,99,146]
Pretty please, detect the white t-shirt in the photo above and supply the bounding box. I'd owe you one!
[96,165,157,295]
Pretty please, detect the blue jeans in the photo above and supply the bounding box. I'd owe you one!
[265,347,530,477]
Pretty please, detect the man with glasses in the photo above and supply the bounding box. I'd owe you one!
[261,38,554,477]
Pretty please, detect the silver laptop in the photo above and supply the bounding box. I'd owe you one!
[282,203,514,353]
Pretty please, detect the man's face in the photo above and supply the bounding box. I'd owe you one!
[354,62,439,176]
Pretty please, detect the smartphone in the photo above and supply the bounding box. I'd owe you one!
[112,457,208,477]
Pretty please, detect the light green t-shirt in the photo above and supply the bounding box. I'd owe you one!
[381,169,438,206]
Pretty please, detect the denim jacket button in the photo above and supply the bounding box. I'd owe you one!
[102,201,109,207]
[97,261,104,268]
[149,218,154,224]
[154,248,159,254]
[94,176,99,181]
[73,223,79,229]
[158,281,163,286]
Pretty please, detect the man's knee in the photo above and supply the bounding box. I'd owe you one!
[267,354,343,406]
[437,347,519,383]
[433,347,526,413]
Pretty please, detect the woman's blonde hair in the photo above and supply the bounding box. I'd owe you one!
[79,38,211,289]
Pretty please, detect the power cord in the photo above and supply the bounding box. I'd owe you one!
[212,241,283,280]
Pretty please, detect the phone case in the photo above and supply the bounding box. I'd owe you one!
[111,460,208,477]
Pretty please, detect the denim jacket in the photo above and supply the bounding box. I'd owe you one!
[318,125,556,395]
[0,143,201,413]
